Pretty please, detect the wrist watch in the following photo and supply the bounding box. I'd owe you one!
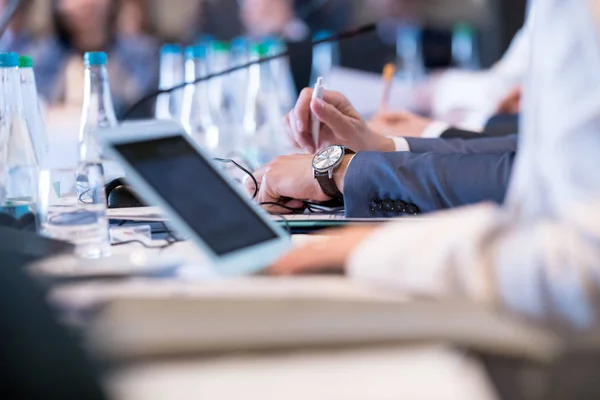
[312,145,355,199]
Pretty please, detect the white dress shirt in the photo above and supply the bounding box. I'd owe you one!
[349,0,600,330]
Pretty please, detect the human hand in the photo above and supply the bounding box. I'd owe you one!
[284,88,394,153]
[246,153,353,214]
[239,0,294,38]
[496,86,521,114]
[269,226,379,275]
[368,110,433,137]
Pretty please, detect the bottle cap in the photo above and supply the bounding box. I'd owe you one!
[185,44,207,60]
[18,56,33,68]
[0,52,19,67]
[454,22,475,37]
[230,37,250,52]
[84,52,107,66]
[210,40,230,53]
[313,30,333,41]
[250,43,269,58]
[197,34,215,46]
[161,43,183,54]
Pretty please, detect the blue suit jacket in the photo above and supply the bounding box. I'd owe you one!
[343,135,518,218]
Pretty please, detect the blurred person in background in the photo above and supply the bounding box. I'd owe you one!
[117,0,152,37]
[30,0,159,118]
[239,0,351,41]
[340,0,458,74]
[0,0,35,52]
[369,2,532,137]
[237,0,352,96]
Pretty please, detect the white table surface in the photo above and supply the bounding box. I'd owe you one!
[107,345,498,400]
[45,239,503,400]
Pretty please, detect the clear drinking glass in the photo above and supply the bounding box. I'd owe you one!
[38,165,111,258]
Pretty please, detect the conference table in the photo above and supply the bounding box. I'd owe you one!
[38,230,563,400]
[36,76,542,400]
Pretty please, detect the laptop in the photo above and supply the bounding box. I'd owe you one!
[98,120,291,276]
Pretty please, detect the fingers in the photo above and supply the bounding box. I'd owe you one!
[269,225,379,275]
[290,88,353,152]
[291,88,315,152]
[310,98,351,134]
[269,237,342,275]
[261,198,304,215]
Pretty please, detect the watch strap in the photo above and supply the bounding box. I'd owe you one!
[315,171,343,199]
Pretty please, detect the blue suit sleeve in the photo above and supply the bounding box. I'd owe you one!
[405,134,518,154]
[343,151,516,217]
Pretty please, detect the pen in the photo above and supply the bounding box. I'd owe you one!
[379,63,396,114]
[311,77,324,149]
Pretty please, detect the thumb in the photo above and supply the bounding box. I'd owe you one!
[311,98,352,134]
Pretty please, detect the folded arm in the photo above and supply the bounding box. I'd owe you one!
[348,204,600,330]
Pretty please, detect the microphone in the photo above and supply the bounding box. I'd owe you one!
[0,0,31,37]
[120,23,377,120]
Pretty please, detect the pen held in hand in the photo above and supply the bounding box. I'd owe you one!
[311,77,325,150]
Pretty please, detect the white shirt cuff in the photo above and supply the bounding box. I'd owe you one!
[421,121,451,138]
[388,137,412,152]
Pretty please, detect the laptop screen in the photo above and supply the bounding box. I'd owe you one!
[113,136,279,256]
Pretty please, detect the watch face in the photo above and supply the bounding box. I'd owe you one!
[313,146,344,171]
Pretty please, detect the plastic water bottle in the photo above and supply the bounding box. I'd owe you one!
[155,44,185,120]
[310,31,340,86]
[18,55,48,166]
[207,40,231,118]
[207,40,238,155]
[229,37,251,126]
[452,22,480,70]
[0,52,39,220]
[243,43,286,165]
[78,52,119,173]
[265,36,297,113]
[73,51,113,258]
[396,24,426,85]
[181,45,218,150]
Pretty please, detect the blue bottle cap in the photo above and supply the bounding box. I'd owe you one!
[84,52,107,66]
[185,45,207,60]
[197,34,215,46]
[0,52,19,67]
[230,36,250,51]
[161,43,183,54]
[313,30,333,41]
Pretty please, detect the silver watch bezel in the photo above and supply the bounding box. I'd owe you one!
[312,145,346,175]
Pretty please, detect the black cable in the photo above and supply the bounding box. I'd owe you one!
[120,23,376,120]
[225,151,257,172]
[111,239,179,249]
[259,202,306,213]
[214,157,344,215]
[213,157,258,199]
